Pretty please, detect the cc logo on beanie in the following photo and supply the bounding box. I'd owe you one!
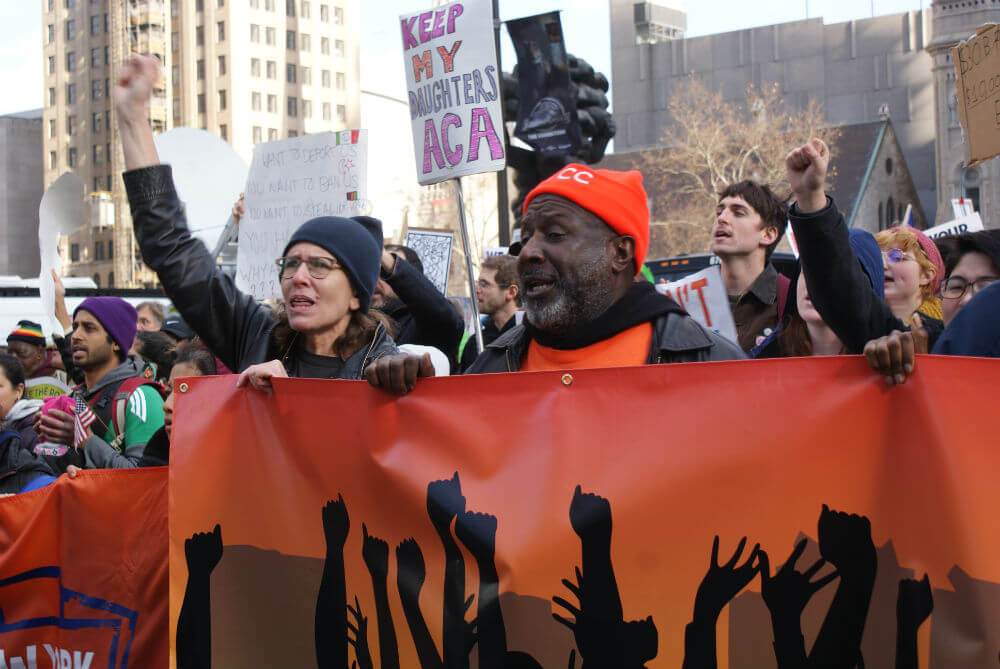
[555,167,595,185]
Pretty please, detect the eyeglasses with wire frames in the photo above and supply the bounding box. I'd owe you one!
[275,255,342,280]
[882,248,916,265]
[940,276,998,300]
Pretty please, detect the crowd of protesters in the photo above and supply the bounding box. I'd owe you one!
[1,52,998,494]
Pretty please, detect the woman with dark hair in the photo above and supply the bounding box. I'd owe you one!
[112,54,428,394]
[130,330,176,384]
[0,354,54,493]
[939,230,1000,326]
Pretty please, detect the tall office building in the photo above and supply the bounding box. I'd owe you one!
[43,0,360,287]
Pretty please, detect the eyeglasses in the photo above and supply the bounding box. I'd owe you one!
[882,248,916,265]
[275,256,341,280]
[940,276,998,300]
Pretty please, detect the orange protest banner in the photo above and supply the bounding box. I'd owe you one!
[170,356,1000,668]
[0,468,168,669]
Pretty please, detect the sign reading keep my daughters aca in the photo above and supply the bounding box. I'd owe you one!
[400,0,506,185]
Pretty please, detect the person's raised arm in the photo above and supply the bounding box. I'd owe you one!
[113,53,162,171]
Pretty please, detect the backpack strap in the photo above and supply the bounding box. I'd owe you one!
[111,378,167,451]
[775,272,791,320]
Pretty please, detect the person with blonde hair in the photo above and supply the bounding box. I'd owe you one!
[874,226,945,345]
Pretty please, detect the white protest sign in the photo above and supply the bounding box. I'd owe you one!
[154,127,247,251]
[924,212,985,240]
[400,0,506,185]
[654,265,738,345]
[237,130,367,299]
[951,198,975,219]
[38,173,85,334]
[405,228,454,295]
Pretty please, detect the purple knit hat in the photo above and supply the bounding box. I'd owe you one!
[74,297,138,356]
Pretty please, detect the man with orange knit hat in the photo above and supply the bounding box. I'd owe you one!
[465,164,744,373]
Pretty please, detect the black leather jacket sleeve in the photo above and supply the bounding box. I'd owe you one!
[384,257,464,359]
[123,164,276,373]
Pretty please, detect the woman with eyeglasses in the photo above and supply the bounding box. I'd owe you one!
[937,230,1000,326]
[874,227,945,345]
[111,54,418,392]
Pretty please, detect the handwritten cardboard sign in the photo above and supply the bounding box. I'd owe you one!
[236,131,367,299]
[952,23,1000,166]
[923,212,985,240]
[654,265,739,345]
[405,228,454,295]
[400,0,506,185]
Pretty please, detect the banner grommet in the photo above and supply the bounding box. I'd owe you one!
[561,374,573,386]
[179,382,189,394]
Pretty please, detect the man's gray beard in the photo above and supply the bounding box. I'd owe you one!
[524,253,616,333]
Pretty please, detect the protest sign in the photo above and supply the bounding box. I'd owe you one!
[170,357,1000,668]
[405,227,454,294]
[654,264,738,343]
[400,0,506,185]
[507,11,582,156]
[37,173,84,335]
[0,469,167,669]
[924,212,985,239]
[236,131,367,299]
[154,127,248,251]
[951,197,976,219]
[952,23,1000,165]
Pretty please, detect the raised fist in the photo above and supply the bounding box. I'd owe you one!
[321,495,350,549]
[816,505,877,580]
[568,485,612,545]
[184,524,223,578]
[427,472,466,530]
[396,538,426,594]
[112,53,161,123]
[361,523,389,579]
[454,511,498,560]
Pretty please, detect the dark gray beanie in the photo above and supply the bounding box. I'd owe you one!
[282,216,383,313]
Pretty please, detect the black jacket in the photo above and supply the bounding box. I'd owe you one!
[0,430,53,495]
[381,257,464,371]
[788,197,941,353]
[466,311,744,373]
[459,313,520,371]
[123,165,397,377]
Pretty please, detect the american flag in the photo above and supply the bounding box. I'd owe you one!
[73,394,96,448]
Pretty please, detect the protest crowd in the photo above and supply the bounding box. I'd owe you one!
[1,51,997,495]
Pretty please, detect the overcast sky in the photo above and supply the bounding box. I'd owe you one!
[0,0,928,115]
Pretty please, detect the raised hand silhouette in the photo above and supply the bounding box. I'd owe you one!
[809,505,878,669]
[396,538,443,669]
[427,473,467,669]
[895,575,933,669]
[178,524,223,669]
[455,511,505,669]
[362,523,389,581]
[569,485,613,546]
[759,540,839,669]
[361,524,400,669]
[684,536,760,669]
[347,595,374,669]
[317,495,351,669]
[454,511,497,560]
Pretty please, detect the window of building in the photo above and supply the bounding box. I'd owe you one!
[250,24,260,42]
[66,115,75,135]
[265,27,275,45]
[335,72,345,90]
[48,56,55,74]
[171,65,179,83]
[173,98,180,118]
[321,69,330,87]
[302,99,311,118]
[65,20,75,41]
[94,242,104,261]
[320,4,328,22]
[195,0,204,10]
[93,274,100,288]
[321,37,329,55]
[250,0,259,7]
[104,45,109,64]
[252,91,262,111]
[172,31,179,51]
[302,1,311,18]
[67,147,77,167]
[334,39,344,57]
[253,126,262,143]
[286,63,296,83]
[107,272,113,287]
[286,30,296,50]
[93,176,101,192]
[70,244,79,262]
[301,34,310,51]
[218,90,227,110]
[336,104,345,122]
[287,97,297,117]
[91,48,101,68]
[198,93,206,113]
[93,144,102,165]
[334,7,343,24]
[218,55,226,75]
[251,58,261,77]
[288,129,298,137]
[197,59,205,79]
[49,119,56,138]
[266,60,276,79]
[48,0,54,11]
[265,0,275,10]
[267,94,277,112]
[48,87,56,105]
[217,21,225,42]
[47,24,54,44]
[91,79,101,99]
[65,0,75,9]
[301,66,311,85]
[65,51,74,71]
[103,12,108,32]
[322,102,331,120]
[218,0,224,6]
[220,124,228,140]
[65,83,76,104]
[196,26,204,46]
[286,0,295,16]
[268,127,278,141]
[90,14,100,35]
[106,174,111,190]
[92,112,101,132]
